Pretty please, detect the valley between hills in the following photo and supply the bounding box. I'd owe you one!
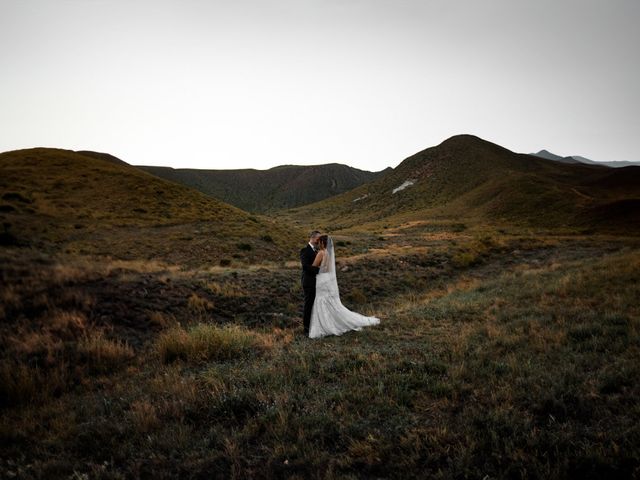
[1,135,639,478]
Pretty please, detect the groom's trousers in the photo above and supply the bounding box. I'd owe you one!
[302,285,316,334]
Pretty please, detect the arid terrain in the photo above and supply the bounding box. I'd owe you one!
[1,140,639,478]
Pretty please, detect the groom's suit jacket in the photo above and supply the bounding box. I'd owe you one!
[300,244,320,288]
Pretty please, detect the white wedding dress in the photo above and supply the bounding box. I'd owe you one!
[309,237,380,339]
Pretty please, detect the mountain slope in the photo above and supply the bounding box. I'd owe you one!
[285,135,640,232]
[532,150,582,164]
[0,148,301,265]
[533,150,640,168]
[572,155,640,168]
[75,150,129,166]
[136,163,390,213]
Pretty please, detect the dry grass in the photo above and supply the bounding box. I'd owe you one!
[1,229,639,478]
[147,311,177,328]
[187,293,215,314]
[155,323,268,364]
[206,281,245,297]
[8,329,64,365]
[77,330,135,373]
[128,399,160,433]
[0,285,21,311]
[47,310,88,337]
[0,360,69,408]
[0,148,304,267]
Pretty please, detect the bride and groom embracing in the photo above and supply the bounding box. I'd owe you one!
[300,230,380,339]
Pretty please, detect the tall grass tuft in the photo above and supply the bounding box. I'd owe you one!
[0,360,68,407]
[156,323,265,364]
[187,293,214,314]
[77,330,135,373]
[128,399,160,433]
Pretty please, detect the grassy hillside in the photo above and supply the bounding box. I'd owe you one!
[0,148,302,266]
[2,142,639,478]
[137,163,390,213]
[1,222,638,478]
[283,135,640,233]
[74,150,129,166]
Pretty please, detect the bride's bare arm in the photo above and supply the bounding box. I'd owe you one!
[312,250,325,267]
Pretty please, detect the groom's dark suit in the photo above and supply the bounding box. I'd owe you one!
[300,244,320,334]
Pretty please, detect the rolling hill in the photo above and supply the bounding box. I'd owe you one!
[284,135,640,232]
[74,150,129,166]
[136,163,390,213]
[0,148,302,265]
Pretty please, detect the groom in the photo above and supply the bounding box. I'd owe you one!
[300,230,321,335]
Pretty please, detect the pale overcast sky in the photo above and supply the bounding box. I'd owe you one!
[1,0,639,170]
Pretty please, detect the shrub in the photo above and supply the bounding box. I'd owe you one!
[219,259,232,267]
[237,243,253,251]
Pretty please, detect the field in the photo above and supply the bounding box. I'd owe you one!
[2,221,639,479]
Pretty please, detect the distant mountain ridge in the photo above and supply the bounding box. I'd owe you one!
[286,134,640,232]
[532,150,640,168]
[136,163,390,213]
[532,149,582,164]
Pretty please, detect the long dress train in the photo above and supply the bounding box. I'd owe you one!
[309,237,380,339]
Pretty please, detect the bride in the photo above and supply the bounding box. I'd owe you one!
[309,235,380,339]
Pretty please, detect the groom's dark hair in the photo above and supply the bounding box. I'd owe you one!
[309,230,321,239]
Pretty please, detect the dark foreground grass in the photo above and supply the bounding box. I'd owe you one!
[390,248,640,478]
[1,243,639,479]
